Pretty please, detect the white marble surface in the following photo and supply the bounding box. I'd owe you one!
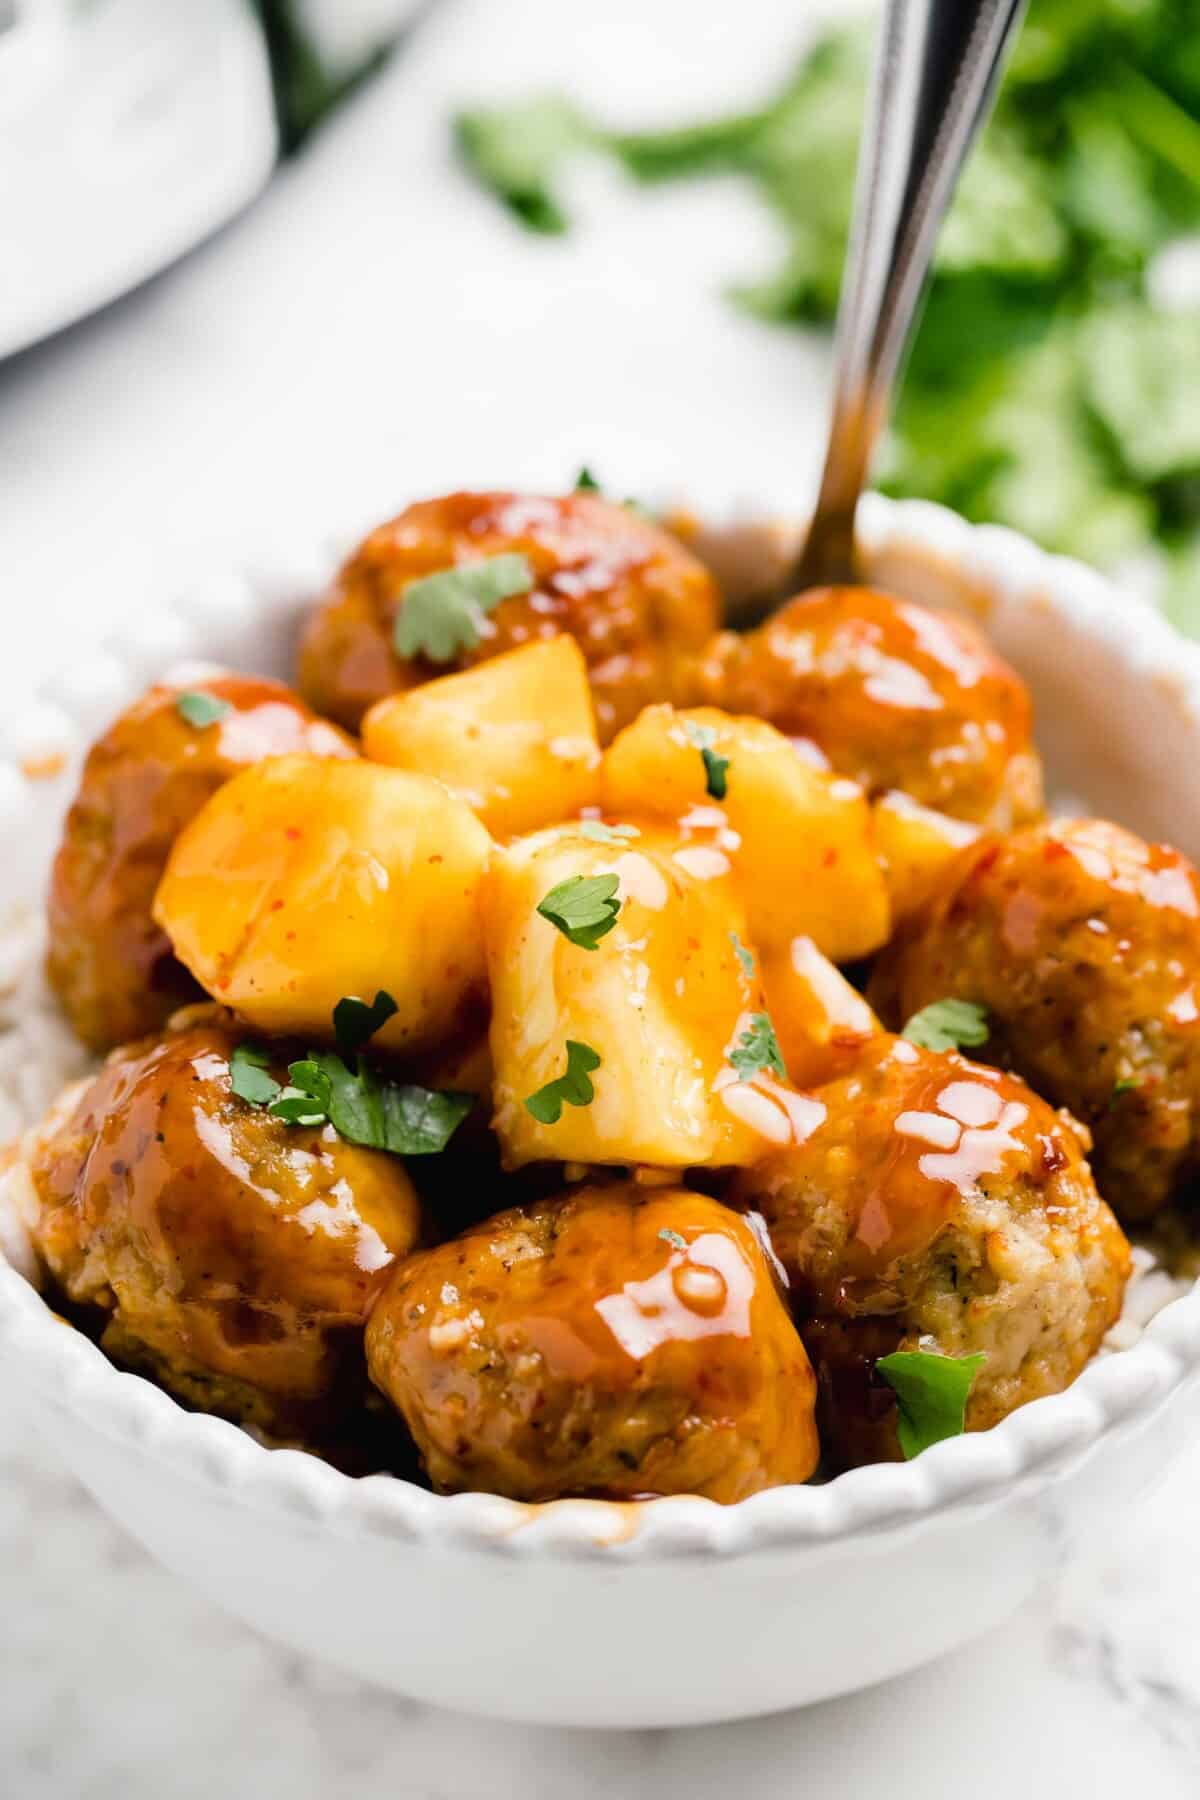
[3,2,1200,1792]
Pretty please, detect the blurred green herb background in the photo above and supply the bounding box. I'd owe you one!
[454,0,1200,628]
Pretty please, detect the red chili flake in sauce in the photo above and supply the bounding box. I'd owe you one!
[284,827,302,841]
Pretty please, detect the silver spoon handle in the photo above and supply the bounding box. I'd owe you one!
[794,0,1028,590]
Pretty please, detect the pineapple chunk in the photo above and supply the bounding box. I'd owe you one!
[761,936,880,1089]
[362,636,600,838]
[602,704,890,961]
[485,823,822,1168]
[872,789,979,923]
[154,755,491,1052]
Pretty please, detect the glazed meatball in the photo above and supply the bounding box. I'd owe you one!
[47,676,355,1050]
[365,1184,818,1502]
[871,818,1200,1222]
[701,586,1042,825]
[297,490,721,742]
[731,1036,1129,1468]
[25,1016,422,1437]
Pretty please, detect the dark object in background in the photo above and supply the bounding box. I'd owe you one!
[254,0,394,153]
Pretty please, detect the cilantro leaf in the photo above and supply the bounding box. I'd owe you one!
[730,1013,786,1082]
[876,1349,986,1459]
[453,95,593,234]
[266,1059,333,1127]
[333,990,399,1059]
[902,998,991,1054]
[231,1027,472,1156]
[684,721,730,799]
[297,1050,474,1155]
[658,1226,687,1251]
[176,691,231,729]
[394,554,534,662]
[267,1085,330,1128]
[537,873,622,949]
[380,1082,478,1156]
[701,746,730,800]
[229,1042,281,1106]
[730,931,756,978]
[524,1040,601,1124]
[574,466,601,492]
[578,821,639,844]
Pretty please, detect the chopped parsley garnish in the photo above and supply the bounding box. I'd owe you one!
[524,1039,601,1124]
[175,690,231,729]
[536,873,622,949]
[684,721,730,800]
[393,553,534,662]
[230,999,473,1156]
[658,1227,687,1251]
[267,1062,331,1128]
[454,95,593,234]
[266,1051,474,1154]
[229,1041,281,1106]
[902,998,990,1054]
[578,821,639,844]
[876,1350,986,1459]
[730,931,755,979]
[1110,1077,1140,1107]
[574,466,601,492]
[730,1013,786,1082]
[333,989,398,1059]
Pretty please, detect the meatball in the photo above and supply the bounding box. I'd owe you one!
[870,817,1200,1222]
[701,586,1042,825]
[297,490,720,742]
[365,1184,818,1502]
[26,1016,422,1437]
[730,1036,1129,1468]
[46,676,355,1050]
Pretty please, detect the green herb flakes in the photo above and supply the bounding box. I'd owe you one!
[876,1349,986,1459]
[333,990,398,1059]
[229,1042,281,1106]
[902,999,991,1054]
[394,553,534,662]
[524,1040,602,1124]
[730,1013,786,1082]
[175,691,231,729]
[730,931,755,979]
[537,873,622,949]
[684,721,730,800]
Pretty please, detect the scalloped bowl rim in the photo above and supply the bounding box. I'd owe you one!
[3,489,1200,1563]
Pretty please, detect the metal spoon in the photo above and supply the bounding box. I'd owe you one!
[785,0,1028,600]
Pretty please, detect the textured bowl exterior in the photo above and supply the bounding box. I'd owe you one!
[3,494,1200,1726]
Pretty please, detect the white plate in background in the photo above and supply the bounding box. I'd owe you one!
[0,0,277,359]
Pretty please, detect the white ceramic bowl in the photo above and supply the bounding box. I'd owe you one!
[3,494,1200,1729]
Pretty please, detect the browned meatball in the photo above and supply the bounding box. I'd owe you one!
[297,491,721,742]
[731,1036,1129,1468]
[366,1184,818,1502]
[700,586,1042,825]
[46,676,355,1050]
[871,818,1200,1222]
[26,1016,422,1437]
